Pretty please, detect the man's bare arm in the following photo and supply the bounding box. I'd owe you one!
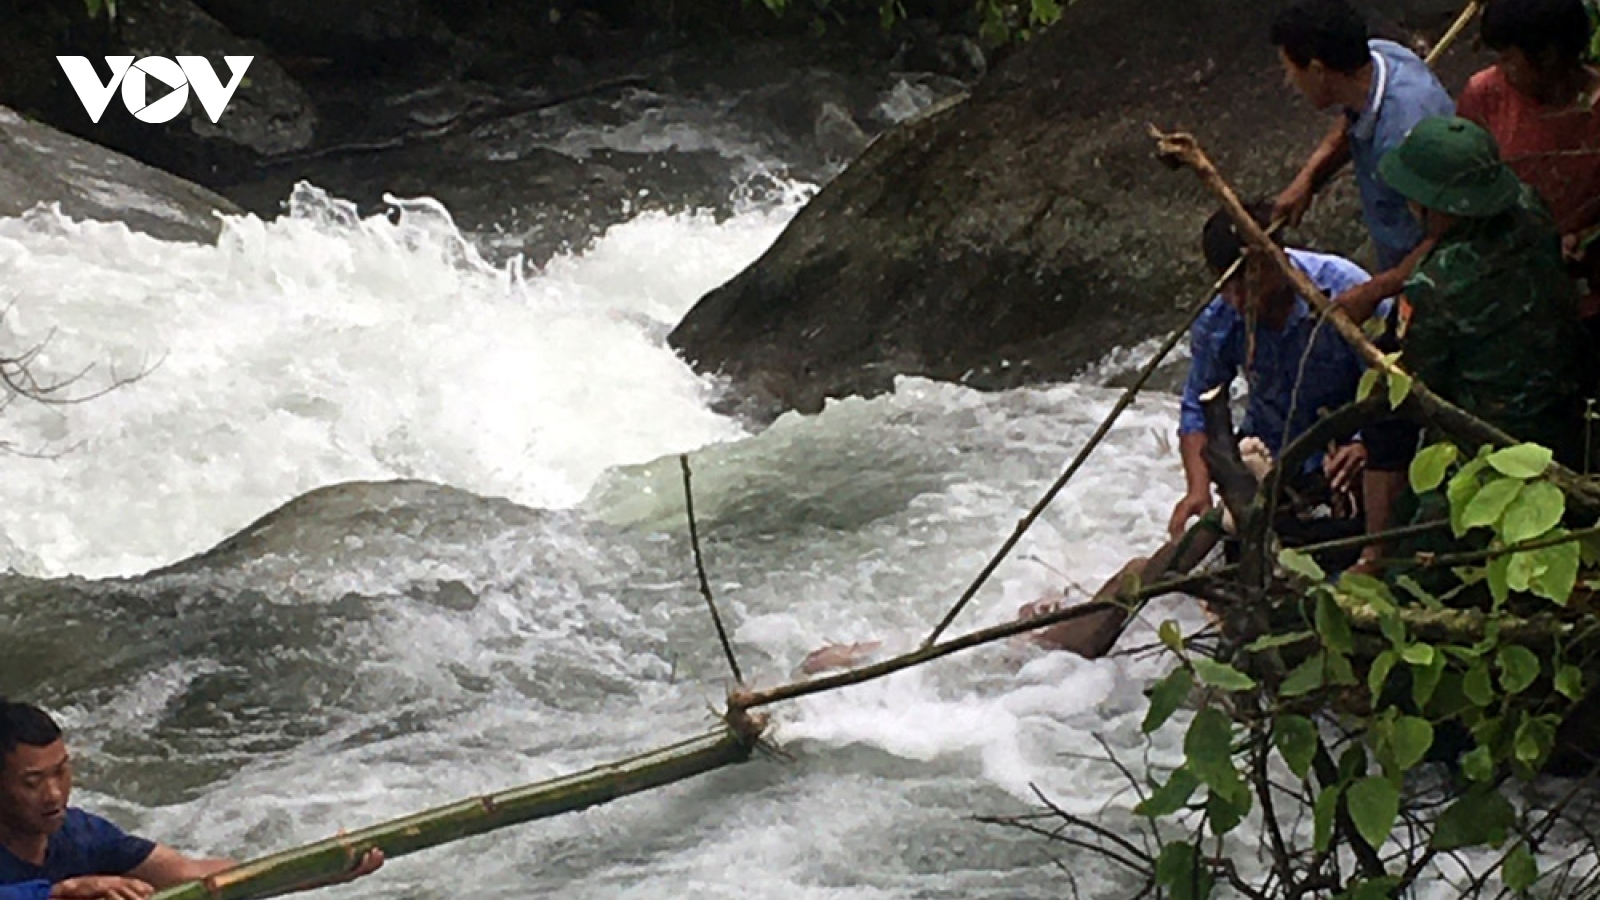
[1275,118,1353,226]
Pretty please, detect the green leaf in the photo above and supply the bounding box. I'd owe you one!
[1347,776,1399,848]
[1464,662,1497,707]
[1379,611,1407,649]
[1412,649,1446,709]
[1192,657,1257,692]
[1246,630,1315,652]
[1185,707,1244,805]
[1556,664,1584,701]
[1274,715,1318,779]
[1155,841,1214,900]
[1487,443,1554,479]
[1313,785,1341,853]
[1028,0,1061,25]
[1505,843,1539,893]
[1368,649,1398,700]
[1281,652,1327,697]
[1449,457,1489,536]
[1401,642,1436,667]
[1389,715,1434,772]
[1500,481,1565,544]
[1159,619,1184,653]
[1357,368,1380,402]
[1316,593,1354,654]
[1507,548,1537,593]
[1461,745,1495,782]
[1338,572,1398,615]
[1498,645,1541,695]
[1462,477,1524,532]
[1136,766,1200,817]
[1433,787,1516,849]
[1515,715,1558,769]
[1279,547,1326,581]
[1409,442,1458,494]
[1487,555,1512,606]
[1143,667,1194,733]
[1207,787,1250,835]
[1326,650,1359,686]
[1396,574,1443,609]
[1529,537,1581,605]
[1387,369,1413,409]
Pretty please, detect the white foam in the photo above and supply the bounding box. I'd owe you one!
[0,185,809,577]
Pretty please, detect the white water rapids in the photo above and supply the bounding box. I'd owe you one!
[0,170,1513,898]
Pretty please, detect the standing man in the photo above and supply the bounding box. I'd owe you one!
[1269,0,1457,568]
[0,699,382,900]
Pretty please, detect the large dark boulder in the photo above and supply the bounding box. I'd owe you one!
[0,105,239,244]
[669,0,1485,417]
[191,0,431,63]
[0,0,319,185]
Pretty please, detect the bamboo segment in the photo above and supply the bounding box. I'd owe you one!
[151,725,760,900]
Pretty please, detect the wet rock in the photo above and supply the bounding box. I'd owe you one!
[0,105,239,244]
[669,0,1487,418]
[813,101,869,163]
[192,0,429,59]
[113,0,320,169]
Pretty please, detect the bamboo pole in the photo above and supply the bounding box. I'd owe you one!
[151,722,763,900]
[1148,128,1600,516]
[1425,1,1486,67]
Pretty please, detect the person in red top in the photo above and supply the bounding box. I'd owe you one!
[1459,0,1600,346]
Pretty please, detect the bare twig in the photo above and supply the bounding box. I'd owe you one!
[679,454,744,685]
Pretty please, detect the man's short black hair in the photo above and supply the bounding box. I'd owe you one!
[1271,0,1372,73]
[1202,201,1280,274]
[0,698,62,766]
[1481,0,1593,65]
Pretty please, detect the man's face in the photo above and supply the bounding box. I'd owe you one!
[1496,47,1543,99]
[1279,49,1334,109]
[1220,252,1289,315]
[0,740,72,838]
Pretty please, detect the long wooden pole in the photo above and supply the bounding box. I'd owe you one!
[151,723,763,900]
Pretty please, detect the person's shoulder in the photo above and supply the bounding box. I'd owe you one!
[1193,296,1241,344]
[1369,38,1434,76]
[59,808,134,842]
[1287,247,1370,282]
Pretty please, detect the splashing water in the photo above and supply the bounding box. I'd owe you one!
[0,175,1223,899]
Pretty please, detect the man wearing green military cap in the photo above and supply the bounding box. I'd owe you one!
[1379,115,1587,464]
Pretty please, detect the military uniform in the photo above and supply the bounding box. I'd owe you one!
[1383,117,1588,464]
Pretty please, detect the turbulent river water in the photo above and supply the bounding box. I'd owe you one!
[0,81,1251,898]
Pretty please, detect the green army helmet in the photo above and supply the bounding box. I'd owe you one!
[1378,116,1523,218]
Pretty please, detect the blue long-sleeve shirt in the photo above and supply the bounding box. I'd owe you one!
[1179,249,1381,464]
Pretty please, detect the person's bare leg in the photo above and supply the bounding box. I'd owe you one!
[1357,469,1407,572]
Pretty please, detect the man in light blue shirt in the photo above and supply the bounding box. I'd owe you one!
[1270,0,1456,271]
[1267,0,1455,567]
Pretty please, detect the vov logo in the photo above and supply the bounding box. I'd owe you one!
[57,56,253,124]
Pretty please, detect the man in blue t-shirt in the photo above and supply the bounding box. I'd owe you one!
[1169,204,1383,540]
[0,700,380,900]
[1268,0,1456,569]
